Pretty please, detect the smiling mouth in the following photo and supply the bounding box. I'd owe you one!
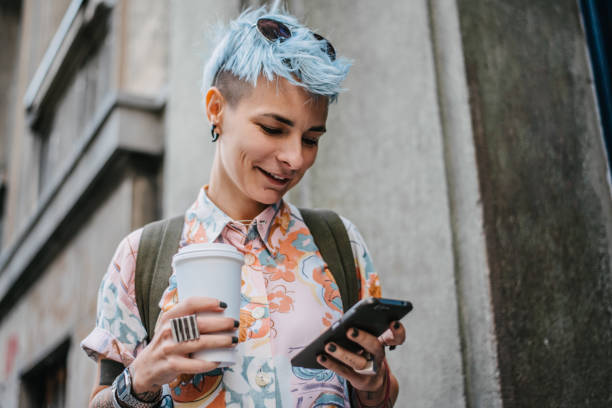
[258,167,291,185]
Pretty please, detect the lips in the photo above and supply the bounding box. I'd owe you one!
[258,167,291,185]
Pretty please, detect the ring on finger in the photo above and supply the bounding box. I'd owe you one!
[170,314,200,343]
[354,353,378,376]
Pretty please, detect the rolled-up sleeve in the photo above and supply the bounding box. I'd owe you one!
[80,229,148,366]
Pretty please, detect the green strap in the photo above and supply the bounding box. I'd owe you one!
[99,359,125,385]
[299,208,360,405]
[135,215,183,342]
[299,208,360,311]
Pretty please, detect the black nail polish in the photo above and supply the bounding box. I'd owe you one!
[389,345,396,351]
[393,321,400,330]
[351,328,359,338]
[327,344,336,352]
[234,319,240,328]
[219,301,228,309]
[232,336,239,344]
[319,354,327,362]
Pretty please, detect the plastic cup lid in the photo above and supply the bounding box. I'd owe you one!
[173,243,244,263]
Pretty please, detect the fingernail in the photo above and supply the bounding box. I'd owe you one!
[232,336,239,344]
[319,354,327,362]
[389,345,396,351]
[234,319,240,328]
[219,301,228,309]
[327,343,336,352]
[393,321,400,330]
[351,328,359,338]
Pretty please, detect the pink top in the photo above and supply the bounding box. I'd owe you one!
[81,186,382,407]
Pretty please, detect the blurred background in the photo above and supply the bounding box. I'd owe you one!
[0,0,611,406]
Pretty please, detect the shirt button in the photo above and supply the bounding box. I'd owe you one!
[255,371,272,387]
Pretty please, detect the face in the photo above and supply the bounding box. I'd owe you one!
[207,76,328,217]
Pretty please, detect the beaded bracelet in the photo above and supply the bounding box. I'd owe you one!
[351,359,392,408]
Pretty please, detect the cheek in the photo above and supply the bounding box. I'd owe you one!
[303,148,318,170]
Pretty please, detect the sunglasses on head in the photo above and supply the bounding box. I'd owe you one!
[256,18,337,61]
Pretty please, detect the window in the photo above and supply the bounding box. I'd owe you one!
[19,339,70,408]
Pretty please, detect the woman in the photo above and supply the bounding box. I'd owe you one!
[82,6,406,408]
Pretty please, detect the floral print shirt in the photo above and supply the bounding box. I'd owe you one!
[81,186,381,407]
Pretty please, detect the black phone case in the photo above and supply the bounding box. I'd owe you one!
[290,297,413,369]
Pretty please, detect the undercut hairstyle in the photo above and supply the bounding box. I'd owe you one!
[202,6,351,107]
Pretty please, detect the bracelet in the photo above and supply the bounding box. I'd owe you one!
[351,359,392,408]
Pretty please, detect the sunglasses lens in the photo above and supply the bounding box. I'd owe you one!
[314,33,336,61]
[257,18,291,42]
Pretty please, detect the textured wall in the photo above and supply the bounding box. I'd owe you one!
[295,1,467,406]
[457,0,612,406]
[0,177,134,407]
[164,0,240,217]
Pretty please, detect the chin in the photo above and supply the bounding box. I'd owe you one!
[253,189,286,205]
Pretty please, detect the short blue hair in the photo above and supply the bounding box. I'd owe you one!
[202,6,351,104]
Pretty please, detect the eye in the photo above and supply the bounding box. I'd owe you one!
[302,137,319,147]
[259,124,283,135]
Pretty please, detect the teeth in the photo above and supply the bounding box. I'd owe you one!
[264,169,287,181]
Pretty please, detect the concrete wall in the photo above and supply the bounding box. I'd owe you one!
[163,0,240,218]
[297,1,467,406]
[457,0,612,405]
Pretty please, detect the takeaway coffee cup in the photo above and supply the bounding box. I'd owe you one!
[172,243,244,367]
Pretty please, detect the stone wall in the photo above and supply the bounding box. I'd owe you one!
[457,0,612,405]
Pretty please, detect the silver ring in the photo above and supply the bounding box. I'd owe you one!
[354,355,378,376]
[170,314,200,343]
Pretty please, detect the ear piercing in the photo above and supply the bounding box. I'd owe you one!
[211,124,219,142]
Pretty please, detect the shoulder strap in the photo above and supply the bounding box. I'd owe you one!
[135,216,183,341]
[299,208,360,311]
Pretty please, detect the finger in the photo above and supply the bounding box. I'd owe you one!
[161,297,227,321]
[323,342,371,371]
[167,355,220,375]
[346,328,385,359]
[378,321,406,347]
[197,316,239,334]
[166,333,239,356]
[316,354,382,391]
[317,354,362,384]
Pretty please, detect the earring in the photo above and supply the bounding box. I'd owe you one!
[211,124,219,142]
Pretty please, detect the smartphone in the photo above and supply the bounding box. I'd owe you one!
[290,297,413,369]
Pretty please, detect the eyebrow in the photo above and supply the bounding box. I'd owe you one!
[261,113,326,133]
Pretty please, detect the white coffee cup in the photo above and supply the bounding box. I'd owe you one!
[172,243,244,367]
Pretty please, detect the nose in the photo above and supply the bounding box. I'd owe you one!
[277,134,304,170]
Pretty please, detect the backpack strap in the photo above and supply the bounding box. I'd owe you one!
[299,208,360,311]
[135,215,183,342]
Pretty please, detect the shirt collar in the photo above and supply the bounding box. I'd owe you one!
[183,186,288,255]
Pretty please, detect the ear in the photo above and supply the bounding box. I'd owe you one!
[205,87,226,126]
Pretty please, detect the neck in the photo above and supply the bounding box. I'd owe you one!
[208,157,267,221]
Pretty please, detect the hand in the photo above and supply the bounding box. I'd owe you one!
[130,297,239,395]
[316,321,405,404]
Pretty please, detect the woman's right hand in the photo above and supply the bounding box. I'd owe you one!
[130,296,238,395]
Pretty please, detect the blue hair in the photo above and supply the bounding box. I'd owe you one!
[202,6,351,104]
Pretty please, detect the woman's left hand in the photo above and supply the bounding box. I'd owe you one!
[316,321,406,398]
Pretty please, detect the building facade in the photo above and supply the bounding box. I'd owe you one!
[0,0,610,407]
